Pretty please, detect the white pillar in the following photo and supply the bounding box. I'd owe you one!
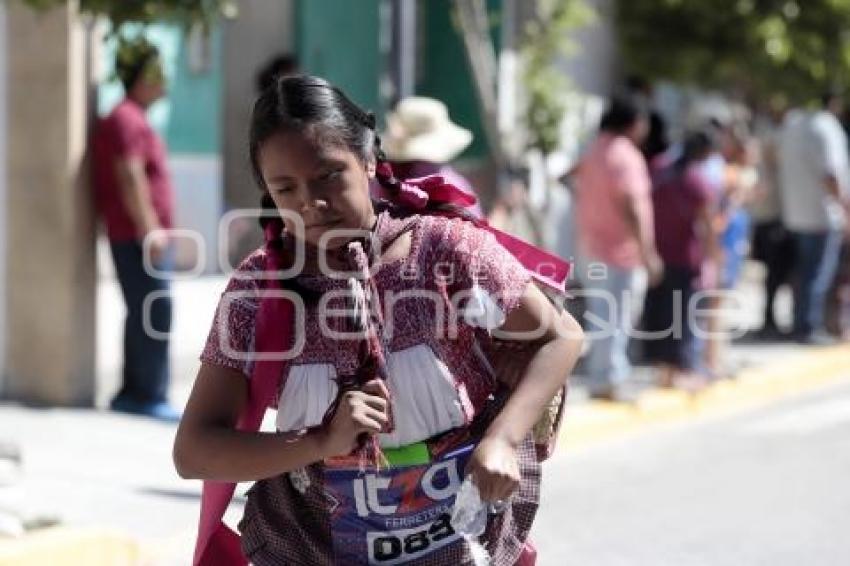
[222,0,295,212]
[221,0,295,266]
[2,2,97,405]
[0,2,8,394]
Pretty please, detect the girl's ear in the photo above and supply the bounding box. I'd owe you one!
[366,156,377,179]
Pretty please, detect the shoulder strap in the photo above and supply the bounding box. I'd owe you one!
[380,173,572,292]
[477,222,571,292]
[193,277,294,565]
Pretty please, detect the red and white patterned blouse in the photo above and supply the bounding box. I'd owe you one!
[200,211,531,447]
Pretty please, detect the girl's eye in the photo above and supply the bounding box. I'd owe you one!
[320,169,342,182]
[272,185,294,194]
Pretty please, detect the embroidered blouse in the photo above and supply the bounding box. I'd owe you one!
[200,211,531,447]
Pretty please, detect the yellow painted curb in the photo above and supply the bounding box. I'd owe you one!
[0,527,139,566]
[560,344,850,449]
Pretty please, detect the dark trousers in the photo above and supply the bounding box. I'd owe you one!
[640,266,700,371]
[791,230,842,338]
[826,242,850,335]
[752,220,796,329]
[110,241,172,404]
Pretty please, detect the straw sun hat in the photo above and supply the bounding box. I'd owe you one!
[381,97,473,163]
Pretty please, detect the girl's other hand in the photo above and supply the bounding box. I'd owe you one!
[320,379,390,458]
[466,435,520,502]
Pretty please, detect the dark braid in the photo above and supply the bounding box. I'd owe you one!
[371,132,404,199]
[361,109,378,132]
[259,193,285,259]
[258,190,325,302]
[259,193,281,232]
[370,129,478,223]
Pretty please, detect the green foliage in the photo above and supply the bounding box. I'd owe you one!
[16,0,237,28]
[617,0,850,102]
[520,0,593,155]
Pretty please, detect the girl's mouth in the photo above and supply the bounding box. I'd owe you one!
[305,219,342,230]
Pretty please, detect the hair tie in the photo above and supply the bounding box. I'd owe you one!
[374,161,430,210]
[263,218,284,246]
[375,161,394,182]
[396,182,429,209]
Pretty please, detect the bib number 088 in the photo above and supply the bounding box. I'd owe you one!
[371,513,456,562]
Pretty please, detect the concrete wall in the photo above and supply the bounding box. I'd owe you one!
[3,3,96,405]
[560,0,618,97]
[0,3,6,393]
[514,0,618,98]
[221,0,295,266]
[222,0,295,213]
[169,155,222,273]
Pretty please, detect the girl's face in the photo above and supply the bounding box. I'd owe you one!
[259,129,376,250]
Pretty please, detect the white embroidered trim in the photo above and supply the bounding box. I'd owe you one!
[464,283,506,331]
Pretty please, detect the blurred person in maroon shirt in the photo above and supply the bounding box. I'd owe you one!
[91,37,178,421]
[642,130,721,391]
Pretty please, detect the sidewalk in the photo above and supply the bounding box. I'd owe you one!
[2,261,849,564]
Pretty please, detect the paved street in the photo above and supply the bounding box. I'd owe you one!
[2,378,848,564]
[534,379,850,566]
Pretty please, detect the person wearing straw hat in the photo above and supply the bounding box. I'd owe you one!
[380,97,484,217]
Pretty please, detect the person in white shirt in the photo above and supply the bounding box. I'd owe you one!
[778,93,850,343]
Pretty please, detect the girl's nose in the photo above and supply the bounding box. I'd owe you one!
[303,195,329,212]
[296,186,329,212]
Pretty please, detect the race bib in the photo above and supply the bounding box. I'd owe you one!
[324,441,475,565]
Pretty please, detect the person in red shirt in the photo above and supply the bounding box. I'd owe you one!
[92,37,178,421]
[573,97,662,401]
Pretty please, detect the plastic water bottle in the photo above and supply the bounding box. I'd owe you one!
[451,477,488,537]
[451,478,491,565]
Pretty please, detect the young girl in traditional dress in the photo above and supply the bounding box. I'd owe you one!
[174,75,582,565]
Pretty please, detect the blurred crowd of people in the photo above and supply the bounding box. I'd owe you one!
[566,80,850,401]
[90,34,850,413]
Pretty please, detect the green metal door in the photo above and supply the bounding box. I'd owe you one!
[296,0,383,114]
